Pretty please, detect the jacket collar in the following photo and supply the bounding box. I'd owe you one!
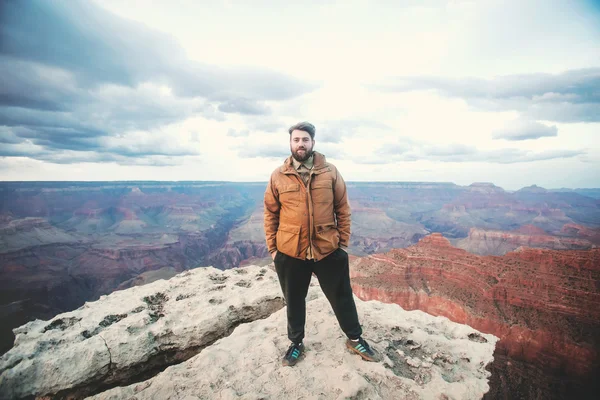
[291,154,314,170]
[281,151,329,174]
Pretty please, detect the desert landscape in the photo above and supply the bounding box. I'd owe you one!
[1,180,599,398]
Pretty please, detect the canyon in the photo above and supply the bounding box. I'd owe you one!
[349,233,599,399]
[1,180,599,399]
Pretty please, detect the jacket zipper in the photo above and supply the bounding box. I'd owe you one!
[282,165,326,260]
[307,171,314,258]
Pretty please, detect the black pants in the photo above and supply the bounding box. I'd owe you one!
[274,248,363,343]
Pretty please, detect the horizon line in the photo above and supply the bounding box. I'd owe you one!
[0,180,598,191]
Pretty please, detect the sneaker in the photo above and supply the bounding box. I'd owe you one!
[346,337,379,362]
[282,342,304,366]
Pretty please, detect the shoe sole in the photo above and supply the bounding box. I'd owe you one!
[346,341,378,362]
[281,355,302,367]
[282,353,303,366]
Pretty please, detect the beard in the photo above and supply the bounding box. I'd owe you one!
[291,146,313,162]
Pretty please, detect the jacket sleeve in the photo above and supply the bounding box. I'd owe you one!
[263,173,280,253]
[333,167,351,248]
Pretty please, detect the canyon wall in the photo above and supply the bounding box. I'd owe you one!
[350,233,600,399]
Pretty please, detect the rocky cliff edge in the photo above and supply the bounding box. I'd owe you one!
[0,265,498,400]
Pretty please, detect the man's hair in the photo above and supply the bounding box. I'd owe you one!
[288,121,315,139]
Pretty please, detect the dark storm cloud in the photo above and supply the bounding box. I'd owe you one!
[0,107,98,133]
[25,132,103,152]
[0,126,196,160]
[0,1,314,103]
[0,127,25,144]
[373,68,600,122]
[0,0,316,163]
[0,59,79,111]
[492,120,558,141]
[0,104,196,155]
[0,146,43,158]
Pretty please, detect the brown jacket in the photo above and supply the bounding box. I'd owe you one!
[263,151,351,261]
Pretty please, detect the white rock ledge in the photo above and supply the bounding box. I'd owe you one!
[0,265,498,400]
[0,266,284,399]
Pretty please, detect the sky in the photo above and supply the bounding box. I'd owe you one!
[0,0,599,190]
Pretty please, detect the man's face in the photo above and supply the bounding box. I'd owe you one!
[290,129,315,162]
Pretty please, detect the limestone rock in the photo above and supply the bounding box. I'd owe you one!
[88,294,497,400]
[0,266,283,399]
[0,264,497,400]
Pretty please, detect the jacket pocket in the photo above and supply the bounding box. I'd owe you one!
[311,180,333,204]
[313,223,339,255]
[276,223,301,257]
[279,184,301,207]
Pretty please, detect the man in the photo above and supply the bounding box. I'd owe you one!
[263,121,379,367]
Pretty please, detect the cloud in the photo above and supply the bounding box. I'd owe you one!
[0,141,48,158]
[98,130,199,157]
[492,119,558,141]
[422,143,477,157]
[317,119,392,143]
[227,128,250,137]
[0,126,197,163]
[34,152,189,166]
[375,141,414,157]
[314,143,347,161]
[0,0,316,163]
[0,83,208,160]
[249,119,287,133]
[238,144,290,160]
[0,58,80,112]
[373,68,600,122]
[370,140,585,164]
[1,2,316,103]
[218,99,271,115]
[482,148,584,164]
[0,127,26,144]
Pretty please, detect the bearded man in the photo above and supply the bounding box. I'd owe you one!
[263,121,379,366]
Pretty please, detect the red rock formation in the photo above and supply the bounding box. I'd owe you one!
[350,233,600,399]
[561,223,600,243]
[515,224,547,235]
